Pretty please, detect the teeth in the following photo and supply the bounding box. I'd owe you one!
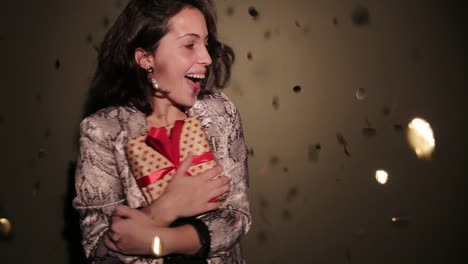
[186,73,205,79]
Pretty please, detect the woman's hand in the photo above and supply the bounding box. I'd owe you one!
[143,153,231,225]
[104,205,158,255]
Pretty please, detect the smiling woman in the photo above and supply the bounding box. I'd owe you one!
[73,1,250,264]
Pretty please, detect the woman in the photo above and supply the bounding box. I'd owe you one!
[73,0,251,263]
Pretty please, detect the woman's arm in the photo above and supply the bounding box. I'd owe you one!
[195,94,252,257]
[104,156,231,257]
[73,115,132,262]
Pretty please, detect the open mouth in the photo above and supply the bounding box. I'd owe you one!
[185,73,205,93]
[185,73,205,83]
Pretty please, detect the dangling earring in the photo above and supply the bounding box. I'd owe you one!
[146,66,167,96]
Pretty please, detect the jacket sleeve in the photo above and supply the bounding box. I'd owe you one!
[73,116,152,263]
[197,96,252,257]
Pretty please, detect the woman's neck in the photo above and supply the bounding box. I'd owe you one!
[146,97,187,128]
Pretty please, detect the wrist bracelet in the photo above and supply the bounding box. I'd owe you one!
[151,236,163,258]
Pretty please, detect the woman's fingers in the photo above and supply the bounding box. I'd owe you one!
[174,152,193,178]
[208,182,230,199]
[200,166,223,182]
[206,202,221,211]
[207,175,230,189]
[104,233,119,252]
[113,204,144,219]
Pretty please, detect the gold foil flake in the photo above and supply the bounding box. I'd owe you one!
[407,118,435,159]
[375,170,388,184]
[0,218,12,236]
[355,88,366,100]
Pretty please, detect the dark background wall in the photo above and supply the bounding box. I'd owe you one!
[0,0,467,263]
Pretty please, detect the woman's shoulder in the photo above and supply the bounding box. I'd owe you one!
[197,91,238,116]
[79,105,140,137]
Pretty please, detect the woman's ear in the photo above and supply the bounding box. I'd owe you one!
[134,48,153,70]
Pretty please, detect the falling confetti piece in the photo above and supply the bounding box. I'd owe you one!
[383,105,391,116]
[286,187,298,202]
[93,45,100,52]
[32,181,41,197]
[86,34,93,43]
[391,217,409,227]
[247,51,253,61]
[248,7,259,19]
[55,59,61,70]
[0,218,12,236]
[248,147,255,156]
[336,133,348,146]
[308,144,320,162]
[362,127,377,138]
[259,195,269,209]
[344,146,351,157]
[269,155,279,166]
[375,170,388,184]
[281,209,292,220]
[264,30,271,40]
[283,167,289,173]
[351,5,370,26]
[407,118,435,159]
[365,117,372,127]
[226,6,234,16]
[356,88,366,100]
[261,165,268,177]
[257,231,268,244]
[394,124,403,132]
[345,248,352,263]
[293,85,301,93]
[44,128,51,139]
[333,17,338,25]
[38,148,47,159]
[315,143,321,150]
[102,16,110,27]
[295,20,301,28]
[258,198,271,225]
[272,96,279,110]
[35,93,42,104]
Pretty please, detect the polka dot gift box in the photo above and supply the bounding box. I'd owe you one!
[126,116,219,203]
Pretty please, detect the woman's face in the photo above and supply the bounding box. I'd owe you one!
[152,7,212,108]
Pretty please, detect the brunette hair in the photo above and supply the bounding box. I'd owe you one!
[84,0,234,116]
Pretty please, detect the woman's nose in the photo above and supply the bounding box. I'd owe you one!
[198,45,212,66]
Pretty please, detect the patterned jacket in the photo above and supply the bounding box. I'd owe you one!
[73,92,251,263]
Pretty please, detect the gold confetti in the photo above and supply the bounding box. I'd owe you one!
[375,170,388,184]
[407,118,435,159]
[0,218,12,236]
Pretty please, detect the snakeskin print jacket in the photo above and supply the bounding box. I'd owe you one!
[73,92,251,263]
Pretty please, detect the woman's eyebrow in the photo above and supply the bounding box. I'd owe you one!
[177,33,209,40]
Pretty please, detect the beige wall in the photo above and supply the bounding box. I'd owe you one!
[0,0,466,263]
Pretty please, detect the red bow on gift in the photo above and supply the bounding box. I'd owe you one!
[135,120,217,202]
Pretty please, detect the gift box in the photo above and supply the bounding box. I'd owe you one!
[125,116,219,203]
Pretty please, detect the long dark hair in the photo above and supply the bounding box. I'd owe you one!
[84,0,234,117]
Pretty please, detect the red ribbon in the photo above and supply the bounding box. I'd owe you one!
[136,119,215,188]
[135,151,215,187]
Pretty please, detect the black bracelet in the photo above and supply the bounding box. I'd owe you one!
[164,217,211,264]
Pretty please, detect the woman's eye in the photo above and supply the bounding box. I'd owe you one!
[185,43,195,49]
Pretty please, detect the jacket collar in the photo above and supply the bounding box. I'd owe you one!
[124,100,208,139]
